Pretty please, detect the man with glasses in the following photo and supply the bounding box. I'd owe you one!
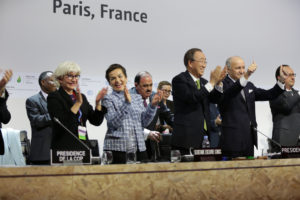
[269,65,300,151]
[130,72,173,161]
[26,71,57,165]
[171,48,225,155]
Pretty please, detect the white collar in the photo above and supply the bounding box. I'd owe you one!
[228,75,237,83]
[41,90,48,100]
[188,72,199,82]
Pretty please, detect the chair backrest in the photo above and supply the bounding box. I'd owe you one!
[89,139,100,157]
[20,130,31,164]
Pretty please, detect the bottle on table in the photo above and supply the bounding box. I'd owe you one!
[202,135,210,148]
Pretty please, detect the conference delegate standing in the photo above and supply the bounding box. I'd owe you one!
[171,48,225,155]
[47,61,107,150]
[0,69,13,155]
[102,64,162,164]
[218,56,286,158]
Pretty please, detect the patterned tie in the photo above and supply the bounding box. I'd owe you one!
[196,80,207,131]
[143,99,147,107]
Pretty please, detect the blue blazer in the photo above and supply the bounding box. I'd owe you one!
[219,75,284,154]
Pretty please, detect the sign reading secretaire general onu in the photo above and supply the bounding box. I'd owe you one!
[53,0,148,23]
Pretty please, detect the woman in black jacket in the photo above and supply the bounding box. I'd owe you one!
[47,61,107,150]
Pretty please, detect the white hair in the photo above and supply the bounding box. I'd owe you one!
[225,56,243,69]
[54,61,81,80]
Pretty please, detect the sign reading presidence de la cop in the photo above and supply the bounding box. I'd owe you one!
[51,149,92,165]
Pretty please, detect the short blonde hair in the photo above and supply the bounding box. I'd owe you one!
[54,61,81,80]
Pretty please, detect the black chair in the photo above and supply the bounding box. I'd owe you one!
[89,139,101,164]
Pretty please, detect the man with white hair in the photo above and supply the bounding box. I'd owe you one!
[218,56,286,158]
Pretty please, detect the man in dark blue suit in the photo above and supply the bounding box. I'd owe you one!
[171,48,225,154]
[219,56,286,157]
[270,65,300,152]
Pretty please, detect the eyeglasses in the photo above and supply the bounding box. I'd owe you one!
[162,89,172,93]
[192,59,207,65]
[65,74,80,80]
[287,73,296,77]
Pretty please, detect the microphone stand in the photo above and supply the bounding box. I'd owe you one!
[253,127,282,149]
[53,117,90,150]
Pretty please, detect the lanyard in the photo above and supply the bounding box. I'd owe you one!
[70,92,83,124]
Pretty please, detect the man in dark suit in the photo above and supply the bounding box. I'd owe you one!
[171,48,225,155]
[219,56,286,158]
[269,65,300,152]
[130,71,173,161]
[26,71,57,164]
[209,103,221,148]
[0,69,13,155]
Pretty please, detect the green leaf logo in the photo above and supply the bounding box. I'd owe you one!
[17,76,21,83]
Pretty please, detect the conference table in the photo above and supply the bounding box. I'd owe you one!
[0,158,299,200]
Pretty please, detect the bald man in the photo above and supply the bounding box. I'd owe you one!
[218,56,286,158]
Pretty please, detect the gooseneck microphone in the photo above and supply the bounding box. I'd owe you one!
[253,127,282,148]
[53,117,90,150]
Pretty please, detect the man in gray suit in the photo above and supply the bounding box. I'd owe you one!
[270,65,300,152]
[26,71,57,165]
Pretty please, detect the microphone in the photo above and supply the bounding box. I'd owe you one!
[53,117,90,150]
[253,127,282,148]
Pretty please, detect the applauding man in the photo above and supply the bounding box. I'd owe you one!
[219,56,286,158]
[0,69,13,155]
[171,48,226,154]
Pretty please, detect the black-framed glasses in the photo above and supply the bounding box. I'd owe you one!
[65,74,80,80]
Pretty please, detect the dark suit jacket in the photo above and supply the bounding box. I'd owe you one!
[209,103,221,148]
[26,91,52,161]
[47,87,105,150]
[270,89,300,149]
[219,75,284,156]
[158,100,174,129]
[145,98,174,160]
[171,71,221,149]
[0,89,11,155]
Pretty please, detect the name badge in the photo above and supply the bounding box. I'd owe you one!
[78,125,87,140]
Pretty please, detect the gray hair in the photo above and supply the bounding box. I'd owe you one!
[225,56,243,69]
[54,61,81,80]
[134,71,152,84]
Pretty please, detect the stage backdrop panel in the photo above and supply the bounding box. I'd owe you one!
[0,0,300,156]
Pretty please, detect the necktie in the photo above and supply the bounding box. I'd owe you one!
[143,99,147,107]
[195,79,207,131]
[196,79,201,90]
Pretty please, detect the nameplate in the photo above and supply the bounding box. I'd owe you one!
[281,146,300,158]
[193,148,222,161]
[51,149,92,165]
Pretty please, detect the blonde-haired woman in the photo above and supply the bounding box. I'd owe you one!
[47,61,107,150]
